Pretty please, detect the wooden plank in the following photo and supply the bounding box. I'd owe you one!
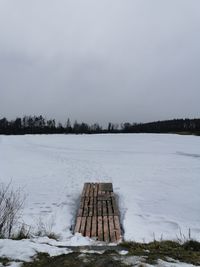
[80,217,86,236]
[97,199,102,216]
[85,216,92,237]
[91,216,97,238]
[97,216,103,241]
[98,195,111,201]
[77,197,84,216]
[80,198,84,208]
[102,200,107,216]
[108,216,116,243]
[107,200,113,215]
[93,197,97,216]
[81,183,88,197]
[111,196,119,215]
[99,183,113,192]
[89,197,93,216]
[94,183,98,197]
[85,183,90,197]
[83,197,89,217]
[114,215,121,241]
[77,207,83,217]
[98,190,102,196]
[89,183,94,197]
[103,216,109,242]
[74,216,82,233]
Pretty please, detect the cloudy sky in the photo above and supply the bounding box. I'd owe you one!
[0,0,200,125]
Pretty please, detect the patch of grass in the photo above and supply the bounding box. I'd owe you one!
[20,240,200,267]
[34,217,60,241]
[0,257,10,266]
[33,231,60,241]
[12,224,31,240]
[22,252,128,267]
[121,240,200,265]
[46,232,60,241]
[183,240,200,251]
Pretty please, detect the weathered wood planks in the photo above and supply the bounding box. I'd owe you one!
[74,183,122,243]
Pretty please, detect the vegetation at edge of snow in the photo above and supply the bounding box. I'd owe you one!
[0,182,59,240]
[121,239,200,265]
[20,240,200,267]
[0,182,25,239]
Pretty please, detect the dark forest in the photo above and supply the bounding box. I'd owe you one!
[0,116,200,135]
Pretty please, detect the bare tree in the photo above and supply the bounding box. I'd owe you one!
[0,182,24,238]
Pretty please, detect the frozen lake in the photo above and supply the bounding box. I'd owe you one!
[1,133,200,243]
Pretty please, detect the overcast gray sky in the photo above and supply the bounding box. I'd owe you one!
[0,0,200,125]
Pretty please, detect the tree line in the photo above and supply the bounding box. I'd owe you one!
[0,115,200,135]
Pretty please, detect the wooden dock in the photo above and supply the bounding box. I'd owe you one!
[74,183,122,243]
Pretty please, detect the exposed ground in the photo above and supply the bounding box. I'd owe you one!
[20,241,200,267]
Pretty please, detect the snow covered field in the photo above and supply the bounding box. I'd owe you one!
[1,133,200,244]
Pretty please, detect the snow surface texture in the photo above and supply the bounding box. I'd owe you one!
[1,134,200,243]
[0,238,72,262]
